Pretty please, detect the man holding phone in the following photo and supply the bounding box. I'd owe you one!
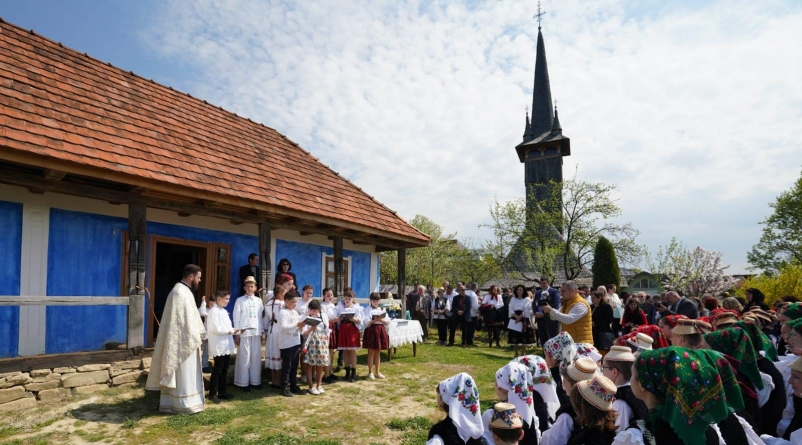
[656,291,698,319]
[533,277,560,345]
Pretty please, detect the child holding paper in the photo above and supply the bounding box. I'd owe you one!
[205,290,239,403]
[337,288,363,382]
[302,299,329,394]
[363,292,390,380]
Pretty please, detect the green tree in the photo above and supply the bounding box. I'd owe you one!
[748,170,802,274]
[737,263,802,306]
[484,171,644,282]
[591,236,620,289]
[379,215,464,287]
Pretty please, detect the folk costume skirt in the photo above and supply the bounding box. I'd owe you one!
[303,330,330,367]
[328,320,338,349]
[508,318,535,346]
[337,322,361,350]
[264,323,282,371]
[363,323,390,350]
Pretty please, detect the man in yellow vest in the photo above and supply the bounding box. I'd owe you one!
[541,280,593,345]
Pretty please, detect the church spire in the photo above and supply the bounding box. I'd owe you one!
[528,24,554,140]
[524,108,533,139]
[551,105,561,134]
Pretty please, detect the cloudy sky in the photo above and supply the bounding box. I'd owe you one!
[4,0,802,272]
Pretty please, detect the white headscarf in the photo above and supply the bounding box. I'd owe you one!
[544,331,577,370]
[513,355,560,419]
[495,362,537,428]
[438,372,484,442]
[575,343,603,364]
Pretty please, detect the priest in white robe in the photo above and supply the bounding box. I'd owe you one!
[145,264,206,414]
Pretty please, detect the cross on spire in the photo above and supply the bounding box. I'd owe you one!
[534,1,546,29]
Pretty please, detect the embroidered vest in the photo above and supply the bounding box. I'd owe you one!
[560,294,593,344]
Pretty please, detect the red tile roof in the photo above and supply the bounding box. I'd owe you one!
[0,20,429,246]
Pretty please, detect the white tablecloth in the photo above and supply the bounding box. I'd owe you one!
[388,320,423,348]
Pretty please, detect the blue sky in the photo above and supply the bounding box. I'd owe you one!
[3,1,802,273]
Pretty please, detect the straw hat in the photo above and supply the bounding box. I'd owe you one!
[672,319,704,336]
[489,402,523,429]
[243,276,257,284]
[714,314,739,329]
[627,333,653,351]
[567,357,598,382]
[604,345,635,362]
[577,374,617,411]
[789,357,802,373]
[696,320,713,333]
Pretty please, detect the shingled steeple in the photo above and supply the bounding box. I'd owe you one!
[525,27,554,142]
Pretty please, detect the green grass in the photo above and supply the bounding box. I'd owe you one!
[0,331,538,444]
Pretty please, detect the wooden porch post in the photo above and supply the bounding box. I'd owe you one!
[259,222,272,298]
[127,202,147,349]
[333,236,344,298]
[397,248,406,316]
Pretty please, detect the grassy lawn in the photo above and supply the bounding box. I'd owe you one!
[0,334,541,445]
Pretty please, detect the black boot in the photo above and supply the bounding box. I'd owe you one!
[349,367,357,382]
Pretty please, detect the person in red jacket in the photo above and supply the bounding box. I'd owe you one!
[621,297,647,335]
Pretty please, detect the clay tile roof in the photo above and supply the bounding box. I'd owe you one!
[0,20,429,246]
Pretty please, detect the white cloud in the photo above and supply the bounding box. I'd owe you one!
[141,0,802,272]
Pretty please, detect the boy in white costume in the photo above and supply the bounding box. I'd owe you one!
[233,276,264,391]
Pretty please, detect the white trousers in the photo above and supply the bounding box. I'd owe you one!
[159,348,205,414]
[234,336,262,387]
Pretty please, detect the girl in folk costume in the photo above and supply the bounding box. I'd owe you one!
[432,287,452,345]
[296,284,314,384]
[363,292,390,379]
[427,372,488,445]
[613,347,754,445]
[575,343,603,366]
[513,355,561,435]
[337,287,363,382]
[302,299,329,395]
[263,284,287,388]
[657,315,687,345]
[540,357,598,445]
[701,327,765,431]
[481,285,506,348]
[205,290,237,403]
[760,356,802,444]
[320,287,339,384]
[482,362,539,445]
[233,276,264,391]
[567,374,619,445]
[508,285,535,358]
[543,331,578,405]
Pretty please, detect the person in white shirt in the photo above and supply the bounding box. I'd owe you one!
[443,281,458,342]
[600,346,647,432]
[198,296,212,373]
[205,290,238,403]
[362,292,390,379]
[540,357,598,445]
[262,284,286,388]
[432,287,451,345]
[302,299,329,395]
[320,287,339,384]
[296,284,314,384]
[508,285,535,358]
[233,276,264,391]
[481,285,505,348]
[279,292,309,397]
[337,288,364,382]
[465,283,481,346]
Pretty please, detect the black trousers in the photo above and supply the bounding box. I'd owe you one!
[449,318,466,345]
[209,354,231,396]
[537,318,558,346]
[435,319,448,343]
[465,316,477,344]
[280,344,300,389]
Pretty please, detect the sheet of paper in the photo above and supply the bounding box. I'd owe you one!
[507,319,523,332]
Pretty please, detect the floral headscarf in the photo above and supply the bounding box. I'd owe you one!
[635,347,744,445]
[438,372,484,442]
[661,314,688,328]
[513,355,560,419]
[496,363,537,427]
[703,328,764,391]
[710,308,742,320]
[783,303,802,321]
[636,325,670,349]
[543,331,577,370]
[575,343,603,363]
[732,320,778,361]
[616,331,638,347]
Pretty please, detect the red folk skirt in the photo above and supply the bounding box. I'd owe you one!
[363,323,390,350]
[337,322,361,350]
[328,320,339,349]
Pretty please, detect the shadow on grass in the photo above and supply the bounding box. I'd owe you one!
[70,390,161,424]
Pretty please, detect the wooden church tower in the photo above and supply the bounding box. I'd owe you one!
[515,5,570,214]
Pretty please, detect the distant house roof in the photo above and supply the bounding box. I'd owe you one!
[0,20,429,248]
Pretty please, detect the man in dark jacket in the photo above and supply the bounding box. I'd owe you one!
[238,253,260,296]
[448,283,472,347]
[657,291,698,319]
[533,277,560,345]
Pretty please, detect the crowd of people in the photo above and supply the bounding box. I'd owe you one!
[423,281,802,445]
[147,260,802,445]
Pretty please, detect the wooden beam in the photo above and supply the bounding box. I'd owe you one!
[177,212,192,217]
[0,349,148,374]
[0,296,131,306]
[333,236,344,299]
[43,168,66,182]
[299,231,314,236]
[229,220,244,225]
[398,248,406,313]
[127,202,147,349]
[259,222,273,296]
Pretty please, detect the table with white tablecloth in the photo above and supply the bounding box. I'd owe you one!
[386,319,423,361]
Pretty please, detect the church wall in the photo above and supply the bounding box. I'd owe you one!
[275,239,373,298]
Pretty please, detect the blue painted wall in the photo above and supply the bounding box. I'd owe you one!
[0,201,22,358]
[275,239,372,297]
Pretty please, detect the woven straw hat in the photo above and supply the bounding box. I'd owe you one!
[567,357,598,382]
[577,374,617,411]
[489,402,523,429]
[604,345,635,362]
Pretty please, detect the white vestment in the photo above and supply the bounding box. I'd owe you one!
[145,281,206,414]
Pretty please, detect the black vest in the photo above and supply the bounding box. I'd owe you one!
[627,419,719,445]
[566,426,616,445]
[428,417,488,445]
[615,385,649,422]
